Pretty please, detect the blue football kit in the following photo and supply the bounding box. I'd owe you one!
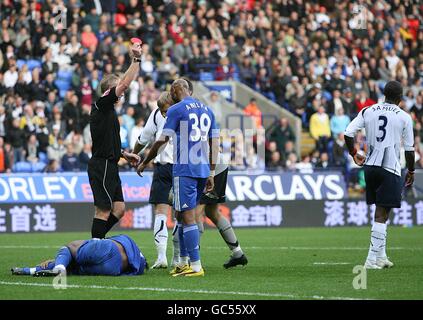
[162,96,219,212]
[162,96,219,266]
[16,235,146,276]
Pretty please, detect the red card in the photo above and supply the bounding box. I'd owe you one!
[130,37,142,44]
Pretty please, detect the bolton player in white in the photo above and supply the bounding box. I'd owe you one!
[133,92,174,269]
[344,80,415,269]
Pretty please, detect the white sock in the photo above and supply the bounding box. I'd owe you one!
[366,222,387,262]
[154,213,168,261]
[191,260,202,272]
[377,224,388,259]
[53,264,66,273]
[172,224,180,264]
[180,256,189,266]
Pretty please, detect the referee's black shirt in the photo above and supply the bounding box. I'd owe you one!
[90,86,121,162]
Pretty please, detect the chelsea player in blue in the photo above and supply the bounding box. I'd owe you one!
[11,234,147,277]
[137,79,220,277]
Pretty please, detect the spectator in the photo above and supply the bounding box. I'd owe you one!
[208,92,223,126]
[309,106,331,152]
[267,118,295,156]
[316,152,330,169]
[355,90,376,113]
[79,143,92,171]
[47,137,66,163]
[25,134,39,163]
[130,118,145,150]
[267,151,284,171]
[330,108,350,138]
[7,118,26,162]
[44,159,61,173]
[61,144,80,172]
[244,98,262,128]
[0,136,10,173]
[332,133,348,167]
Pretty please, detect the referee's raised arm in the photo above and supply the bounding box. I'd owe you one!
[115,42,143,97]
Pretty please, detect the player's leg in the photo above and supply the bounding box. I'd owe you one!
[195,205,205,239]
[31,240,84,277]
[151,204,169,268]
[364,167,399,269]
[172,176,204,276]
[204,204,248,268]
[171,210,180,267]
[150,163,173,268]
[89,158,123,238]
[11,260,55,276]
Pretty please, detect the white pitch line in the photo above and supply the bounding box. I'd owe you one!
[313,262,352,265]
[0,245,420,251]
[0,281,370,300]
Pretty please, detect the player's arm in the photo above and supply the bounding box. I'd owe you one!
[206,113,220,192]
[115,43,142,97]
[344,109,366,166]
[133,109,159,155]
[403,116,415,187]
[143,135,169,165]
[137,107,178,176]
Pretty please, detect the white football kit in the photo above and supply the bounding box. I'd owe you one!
[138,108,174,164]
[345,102,414,176]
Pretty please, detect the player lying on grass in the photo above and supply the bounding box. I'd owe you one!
[344,80,415,269]
[11,234,147,276]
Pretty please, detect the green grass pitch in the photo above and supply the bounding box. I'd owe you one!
[0,227,422,300]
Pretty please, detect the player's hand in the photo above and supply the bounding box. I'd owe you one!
[353,150,366,166]
[131,42,142,58]
[205,176,215,193]
[39,259,55,268]
[122,151,141,167]
[405,170,415,187]
[137,162,146,177]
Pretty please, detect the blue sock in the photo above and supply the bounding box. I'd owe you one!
[178,223,188,259]
[20,261,55,275]
[54,246,72,268]
[183,224,200,262]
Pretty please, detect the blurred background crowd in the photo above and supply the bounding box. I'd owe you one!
[0,0,422,191]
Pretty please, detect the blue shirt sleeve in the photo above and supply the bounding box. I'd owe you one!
[162,105,180,137]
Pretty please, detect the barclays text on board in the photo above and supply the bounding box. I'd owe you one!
[0,171,346,203]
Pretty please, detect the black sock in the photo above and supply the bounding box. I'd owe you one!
[91,218,108,239]
[105,213,119,233]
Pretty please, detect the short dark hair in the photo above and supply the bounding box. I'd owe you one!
[383,81,403,102]
[180,76,193,94]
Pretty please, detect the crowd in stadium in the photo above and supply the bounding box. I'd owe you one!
[0,0,422,182]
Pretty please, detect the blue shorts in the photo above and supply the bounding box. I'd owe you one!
[173,176,207,212]
[75,239,122,276]
[149,163,173,204]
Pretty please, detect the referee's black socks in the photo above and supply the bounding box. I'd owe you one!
[91,218,108,238]
[91,214,119,238]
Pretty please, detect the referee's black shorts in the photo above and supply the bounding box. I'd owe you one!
[200,168,228,205]
[88,157,124,210]
[364,165,402,209]
[149,163,173,205]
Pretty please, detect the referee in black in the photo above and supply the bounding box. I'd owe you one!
[88,40,142,238]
